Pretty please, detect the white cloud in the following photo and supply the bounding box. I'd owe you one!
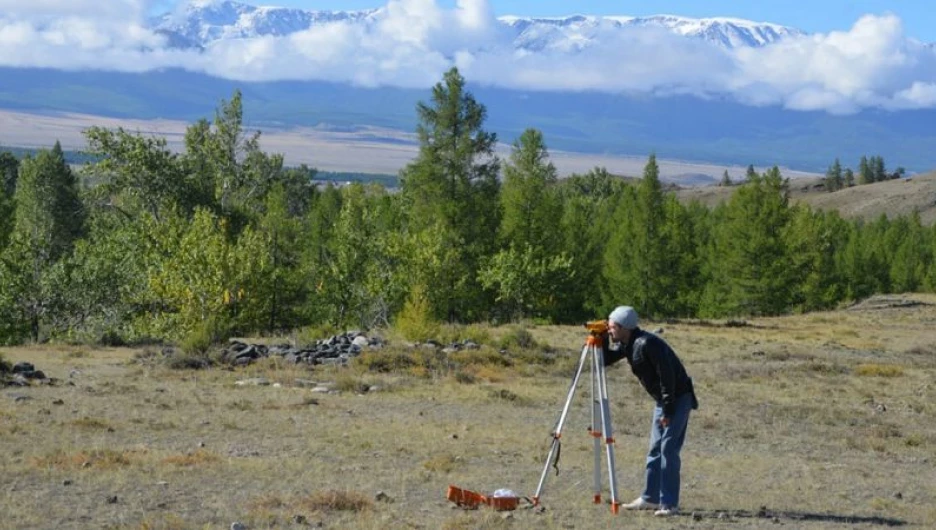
[0,0,935,113]
[730,14,936,111]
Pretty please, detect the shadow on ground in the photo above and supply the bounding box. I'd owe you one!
[687,506,905,527]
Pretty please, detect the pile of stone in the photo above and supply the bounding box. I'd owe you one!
[2,361,50,387]
[221,331,385,367]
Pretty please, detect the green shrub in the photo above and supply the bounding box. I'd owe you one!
[180,327,213,356]
[353,349,418,373]
[180,316,231,356]
[488,388,525,404]
[353,345,450,376]
[453,370,477,384]
[334,373,371,394]
[295,323,340,346]
[497,326,537,351]
[435,323,491,346]
[513,347,557,366]
[0,352,10,374]
[165,351,215,370]
[448,347,511,368]
[394,284,441,342]
[854,363,904,377]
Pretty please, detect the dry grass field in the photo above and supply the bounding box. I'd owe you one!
[2,294,936,529]
[0,109,821,182]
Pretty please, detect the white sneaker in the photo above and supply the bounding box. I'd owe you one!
[654,505,679,517]
[622,497,659,510]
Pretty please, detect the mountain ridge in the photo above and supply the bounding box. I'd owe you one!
[1,66,935,173]
[153,0,805,51]
[2,2,935,174]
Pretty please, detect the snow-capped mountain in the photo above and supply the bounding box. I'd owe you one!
[501,14,803,52]
[152,0,805,52]
[154,1,379,43]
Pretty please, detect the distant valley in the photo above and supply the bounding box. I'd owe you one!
[1,2,935,175]
[0,108,821,184]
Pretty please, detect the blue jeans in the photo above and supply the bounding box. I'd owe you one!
[641,392,693,507]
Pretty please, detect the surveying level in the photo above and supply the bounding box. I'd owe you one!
[584,319,609,335]
[532,320,621,514]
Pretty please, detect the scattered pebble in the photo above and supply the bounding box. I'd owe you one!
[375,491,393,503]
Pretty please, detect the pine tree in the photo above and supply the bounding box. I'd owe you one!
[887,213,928,293]
[0,151,17,198]
[844,167,855,187]
[499,128,561,253]
[825,158,843,192]
[924,223,936,291]
[745,164,758,181]
[0,152,16,251]
[484,128,572,321]
[254,183,305,333]
[785,207,847,311]
[858,156,872,185]
[871,156,887,184]
[2,143,85,341]
[555,168,628,320]
[0,154,14,251]
[399,67,500,321]
[720,170,732,187]
[700,166,794,316]
[602,154,677,318]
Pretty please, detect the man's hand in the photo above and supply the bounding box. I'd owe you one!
[659,417,670,428]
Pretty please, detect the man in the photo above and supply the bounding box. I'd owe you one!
[603,305,698,517]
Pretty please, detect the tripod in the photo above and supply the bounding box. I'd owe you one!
[532,321,621,514]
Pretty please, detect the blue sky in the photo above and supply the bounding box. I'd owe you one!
[240,0,935,41]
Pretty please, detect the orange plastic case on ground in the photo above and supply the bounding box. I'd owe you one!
[446,485,520,511]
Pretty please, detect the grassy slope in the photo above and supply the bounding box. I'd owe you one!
[2,296,935,529]
[676,171,936,225]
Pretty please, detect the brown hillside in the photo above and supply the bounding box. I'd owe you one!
[675,170,936,225]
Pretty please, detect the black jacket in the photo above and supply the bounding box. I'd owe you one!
[603,328,698,417]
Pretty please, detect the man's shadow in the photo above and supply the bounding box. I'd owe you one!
[685,506,906,527]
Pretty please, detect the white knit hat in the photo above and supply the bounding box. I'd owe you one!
[608,306,638,329]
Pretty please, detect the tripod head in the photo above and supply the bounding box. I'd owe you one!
[584,320,609,337]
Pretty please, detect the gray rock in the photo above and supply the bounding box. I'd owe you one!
[234,378,271,387]
[267,344,293,356]
[375,491,393,503]
[12,362,35,374]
